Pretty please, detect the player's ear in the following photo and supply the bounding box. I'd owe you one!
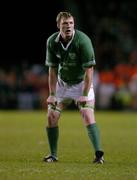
[57,23,60,29]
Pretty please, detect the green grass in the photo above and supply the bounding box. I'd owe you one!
[0,110,137,180]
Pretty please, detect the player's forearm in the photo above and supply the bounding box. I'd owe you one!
[82,67,93,96]
[48,67,57,95]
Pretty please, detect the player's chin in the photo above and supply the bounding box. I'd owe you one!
[65,33,73,39]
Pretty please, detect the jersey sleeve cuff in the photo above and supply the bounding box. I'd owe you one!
[82,60,96,68]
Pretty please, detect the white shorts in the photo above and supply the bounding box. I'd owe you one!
[56,78,95,104]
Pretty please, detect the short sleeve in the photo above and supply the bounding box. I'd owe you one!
[80,35,96,68]
[45,38,58,67]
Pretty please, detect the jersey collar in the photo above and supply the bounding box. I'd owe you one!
[55,30,75,50]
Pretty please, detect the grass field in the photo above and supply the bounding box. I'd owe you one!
[0,110,137,180]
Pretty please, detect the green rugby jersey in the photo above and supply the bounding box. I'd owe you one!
[45,30,96,85]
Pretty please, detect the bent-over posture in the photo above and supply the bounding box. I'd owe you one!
[43,11,104,164]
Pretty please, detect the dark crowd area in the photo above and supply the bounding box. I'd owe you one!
[0,0,137,111]
[0,62,137,111]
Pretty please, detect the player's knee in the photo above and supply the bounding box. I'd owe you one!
[47,105,61,127]
[80,108,92,119]
[80,107,95,124]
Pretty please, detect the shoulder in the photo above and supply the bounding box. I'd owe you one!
[75,30,91,42]
[47,32,59,45]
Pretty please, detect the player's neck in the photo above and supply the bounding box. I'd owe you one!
[60,36,71,47]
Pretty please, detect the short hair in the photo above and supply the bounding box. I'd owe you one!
[56,12,73,25]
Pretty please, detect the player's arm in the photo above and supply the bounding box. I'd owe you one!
[48,67,57,96]
[77,67,93,105]
[47,67,58,105]
[82,66,93,96]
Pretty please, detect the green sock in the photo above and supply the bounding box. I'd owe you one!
[46,127,59,157]
[86,123,101,151]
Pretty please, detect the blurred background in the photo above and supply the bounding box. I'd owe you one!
[0,0,137,111]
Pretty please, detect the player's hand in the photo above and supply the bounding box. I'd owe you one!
[47,95,57,106]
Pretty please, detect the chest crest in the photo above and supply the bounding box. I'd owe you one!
[69,53,76,60]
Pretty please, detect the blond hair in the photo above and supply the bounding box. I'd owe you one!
[56,12,73,25]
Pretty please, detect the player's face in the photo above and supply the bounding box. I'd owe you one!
[58,17,74,41]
